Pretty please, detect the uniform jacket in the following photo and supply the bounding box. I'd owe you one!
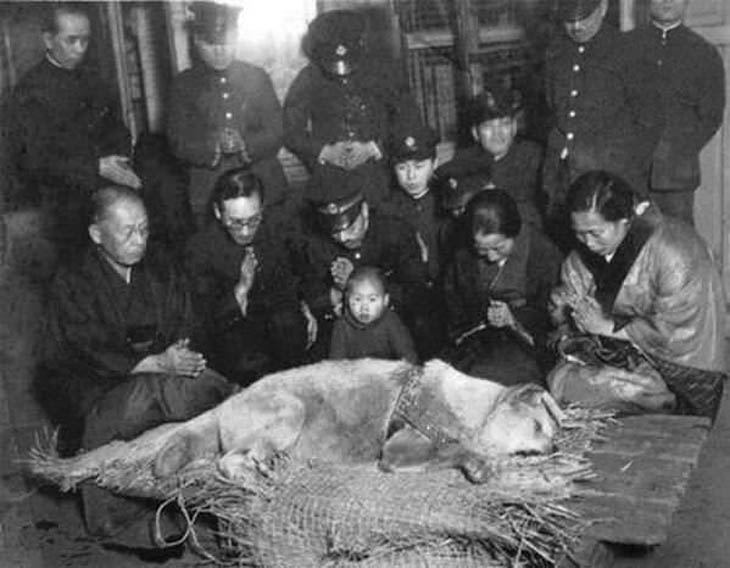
[626,24,725,191]
[330,309,418,364]
[444,226,563,349]
[184,209,303,337]
[167,60,289,207]
[551,208,725,371]
[9,58,130,237]
[283,61,417,170]
[381,189,445,282]
[301,210,429,318]
[442,140,544,227]
[44,246,196,414]
[543,26,663,202]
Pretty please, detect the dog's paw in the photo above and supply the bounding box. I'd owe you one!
[154,431,209,478]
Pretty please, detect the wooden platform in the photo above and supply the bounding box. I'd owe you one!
[559,413,711,567]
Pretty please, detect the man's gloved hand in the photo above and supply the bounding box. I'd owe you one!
[342,140,382,170]
[99,155,142,189]
[318,141,350,169]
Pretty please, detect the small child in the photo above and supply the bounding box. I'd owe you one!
[329,266,418,364]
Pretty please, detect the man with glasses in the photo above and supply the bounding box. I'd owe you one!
[301,165,429,359]
[184,167,315,386]
[39,185,231,555]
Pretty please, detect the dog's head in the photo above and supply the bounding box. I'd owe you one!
[473,383,565,457]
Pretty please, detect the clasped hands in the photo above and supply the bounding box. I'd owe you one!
[234,247,258,317]
[329,256,354,316]
[562,293,614,336]
[319,140,381,170]
[132,338,206,378]
[486,299,516,329]
[99,155,142,189]
[213,127,251,166]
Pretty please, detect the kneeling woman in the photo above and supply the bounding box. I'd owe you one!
[442,189,563,386]
[549,171,726,419]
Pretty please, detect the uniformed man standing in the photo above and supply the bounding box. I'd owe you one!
[167,1,289,226]
[283,9,419,206]
[9,3,141,257]
[626,0,725,226]
[301,165,429,358]
[543,0,663,229]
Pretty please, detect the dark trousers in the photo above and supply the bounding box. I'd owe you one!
[80,369,232,549]
[649,189,694,227]
[211,309,308,387]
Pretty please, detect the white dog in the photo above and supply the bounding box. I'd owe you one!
[154,359,564,483]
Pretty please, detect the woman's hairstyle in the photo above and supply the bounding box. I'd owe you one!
[346,265,388,295]
[566,171,637,222]
[465,188,521,238]
[212,167,265,209]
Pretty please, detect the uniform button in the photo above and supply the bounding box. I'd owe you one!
[348,131,355,137]
[354,252,361,260]
[222,92,229,99]
[220,77,227,84]
[572,64,580,72]
[570,89,579,97]
[657,60,663,67]
[578,46,585,54]
[569,110,576,118]
[567,132,574,141]
[225,112,233,120]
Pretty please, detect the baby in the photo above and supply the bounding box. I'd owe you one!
[329,266,418,364]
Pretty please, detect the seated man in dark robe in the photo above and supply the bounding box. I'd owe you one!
[184,167,315,386]
[39,186,232,555]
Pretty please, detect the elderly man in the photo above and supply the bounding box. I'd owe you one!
[543,0,663,243]
[301,165,430,358]
[9,3,140,256]
[627,0,725,226]
[40,186,231,554]
[167,1,289,226]
[185,167,316,386]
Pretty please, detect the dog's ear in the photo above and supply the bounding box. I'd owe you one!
[504,383,545,407]
[540,392,566,426]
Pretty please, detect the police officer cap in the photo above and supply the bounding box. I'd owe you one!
[435,160,493,213]
[189,1,241,45]
[556,0,602,22]
[308,165,367,233]
[469,84,522,125]
[306,10,366,76]
[390,120,439,164]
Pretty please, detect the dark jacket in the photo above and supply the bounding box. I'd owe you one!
[380,189,445,282]
[167,60,289,207]
[43,246,196,415]
[9,58,131,239]
[301,209,429,318]
[283,61,417,170]
[543,25,663,202]
[626,24,725,191]
[443,227,563,350]
[441,139,544,227]
[330,309,418,364]
[184,210,303,338]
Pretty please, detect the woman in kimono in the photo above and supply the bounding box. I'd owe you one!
[549,170,725,419]
[442,189,563,386]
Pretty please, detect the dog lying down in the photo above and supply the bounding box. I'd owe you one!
[155,359,565,484]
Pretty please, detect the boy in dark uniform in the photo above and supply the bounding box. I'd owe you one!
[283,9,419,206]
[167,1,289,226]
